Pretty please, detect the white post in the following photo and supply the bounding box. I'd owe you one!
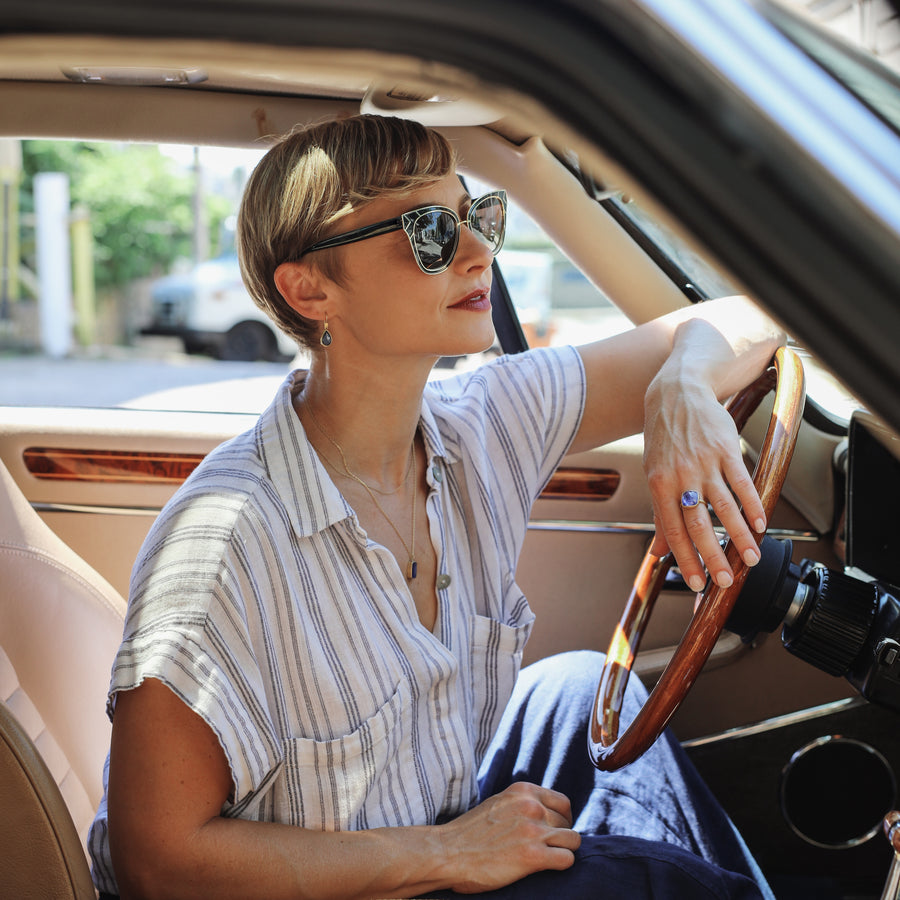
[35,172,73,358]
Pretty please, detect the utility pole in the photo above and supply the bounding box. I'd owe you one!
[192,146,209,264]
[34,172,73,357]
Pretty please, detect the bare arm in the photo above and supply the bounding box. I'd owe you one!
[572,295,785,592]
[572,295,783,453]
[107,678,579,900]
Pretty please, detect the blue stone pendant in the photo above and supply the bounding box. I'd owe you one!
[407,559,418,580]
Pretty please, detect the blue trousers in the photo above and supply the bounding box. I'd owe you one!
[428,651,774,899]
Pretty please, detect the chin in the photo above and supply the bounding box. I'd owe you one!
[447,334,497,359]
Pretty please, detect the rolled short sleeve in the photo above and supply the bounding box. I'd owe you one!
[492,345,587,496]
[427,346,585,501]
[108,489,282,812]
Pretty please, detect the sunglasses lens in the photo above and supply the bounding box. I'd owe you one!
[413,210,460,271]
[470,195,506,253]
[406,194,506,273]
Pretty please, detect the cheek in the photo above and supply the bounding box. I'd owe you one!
[341,277,442,343]
[343,251,441,313]
[354,233,413,275]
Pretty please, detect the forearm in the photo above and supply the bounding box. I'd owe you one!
[574,295,784,452]
[116,816,453,900]
[115,782,582,900]
[657,295,785,402]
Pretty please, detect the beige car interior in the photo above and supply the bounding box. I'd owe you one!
[0,455,125,897]
[0,32,863,892]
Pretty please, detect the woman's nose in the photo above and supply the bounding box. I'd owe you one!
[455,223,495,271]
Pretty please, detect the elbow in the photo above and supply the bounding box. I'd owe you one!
[112,854,175,900]
[109,832,199,900]
[112,861,166,900]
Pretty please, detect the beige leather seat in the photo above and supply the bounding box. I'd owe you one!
[0,701,98,899]
[0,456,127,897]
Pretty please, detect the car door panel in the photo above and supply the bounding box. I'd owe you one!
[0,407,256,598]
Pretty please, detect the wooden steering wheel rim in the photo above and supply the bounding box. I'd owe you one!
[588,346,806,771]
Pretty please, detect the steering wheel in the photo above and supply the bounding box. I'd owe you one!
[588,345,806,771]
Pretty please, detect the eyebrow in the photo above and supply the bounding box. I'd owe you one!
[398,192,471,218]
[413,189,468,205]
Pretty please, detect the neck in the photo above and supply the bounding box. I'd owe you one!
[295,373,423,492]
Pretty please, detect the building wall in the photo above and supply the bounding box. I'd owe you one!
[783,0,900,71]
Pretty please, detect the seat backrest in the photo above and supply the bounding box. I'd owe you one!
[0,700,98,899]
[0,456,126,872]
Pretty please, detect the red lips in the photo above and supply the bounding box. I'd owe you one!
[450,289,491,311]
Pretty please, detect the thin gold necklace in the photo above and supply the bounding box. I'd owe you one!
[304,429,413,497]
[304,400,418,580]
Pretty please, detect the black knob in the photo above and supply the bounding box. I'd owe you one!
[783,567,877,676]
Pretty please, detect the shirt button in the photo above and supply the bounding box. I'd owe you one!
[436,574,452,590]
[432,465,443,484]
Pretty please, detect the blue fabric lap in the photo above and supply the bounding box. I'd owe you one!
[427,650,773,899]
[427,835,767,899]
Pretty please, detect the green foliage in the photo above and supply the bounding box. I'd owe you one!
[21,140,230,292]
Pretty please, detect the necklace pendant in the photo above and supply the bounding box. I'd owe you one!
[407,559,418,580]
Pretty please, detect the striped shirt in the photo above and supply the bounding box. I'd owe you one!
[88,345,585,893]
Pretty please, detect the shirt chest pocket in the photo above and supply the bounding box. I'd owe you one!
[468,598,534,761]
[276,681,406,831]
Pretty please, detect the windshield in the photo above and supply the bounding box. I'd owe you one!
[584,177,860,426]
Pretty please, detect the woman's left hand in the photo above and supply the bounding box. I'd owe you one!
[574,296,784,590]
[642,369,765,594]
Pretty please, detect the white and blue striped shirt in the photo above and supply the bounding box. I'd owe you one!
[89,345,585,892]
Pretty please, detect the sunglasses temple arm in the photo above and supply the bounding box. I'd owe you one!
[304,218,402,254]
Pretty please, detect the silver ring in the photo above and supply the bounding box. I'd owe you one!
[680,490,702,509]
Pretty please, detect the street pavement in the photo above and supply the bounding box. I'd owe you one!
[0,346,292,411]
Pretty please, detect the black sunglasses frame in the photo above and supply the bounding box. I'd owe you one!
[298,190,507,274]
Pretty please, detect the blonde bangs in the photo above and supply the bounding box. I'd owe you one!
[237,115,457,350]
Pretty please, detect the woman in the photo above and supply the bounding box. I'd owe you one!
[89,115,781,898]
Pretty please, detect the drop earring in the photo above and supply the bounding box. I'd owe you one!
[320,315,332,347]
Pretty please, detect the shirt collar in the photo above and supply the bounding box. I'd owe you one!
[418,384,454,465]
[256,370,351,538]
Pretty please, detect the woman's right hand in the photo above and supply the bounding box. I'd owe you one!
[436,781,581,893]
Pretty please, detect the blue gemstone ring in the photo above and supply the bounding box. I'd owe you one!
[680,490,702,509]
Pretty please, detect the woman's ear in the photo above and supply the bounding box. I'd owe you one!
[273,262,329,320]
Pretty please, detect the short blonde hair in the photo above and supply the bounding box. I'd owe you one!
[237,115,457,350]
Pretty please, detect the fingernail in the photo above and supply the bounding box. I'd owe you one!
[743,547,760,566]
[689,575,706,592]
[716,571,733,588]
[754,517,766,533]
